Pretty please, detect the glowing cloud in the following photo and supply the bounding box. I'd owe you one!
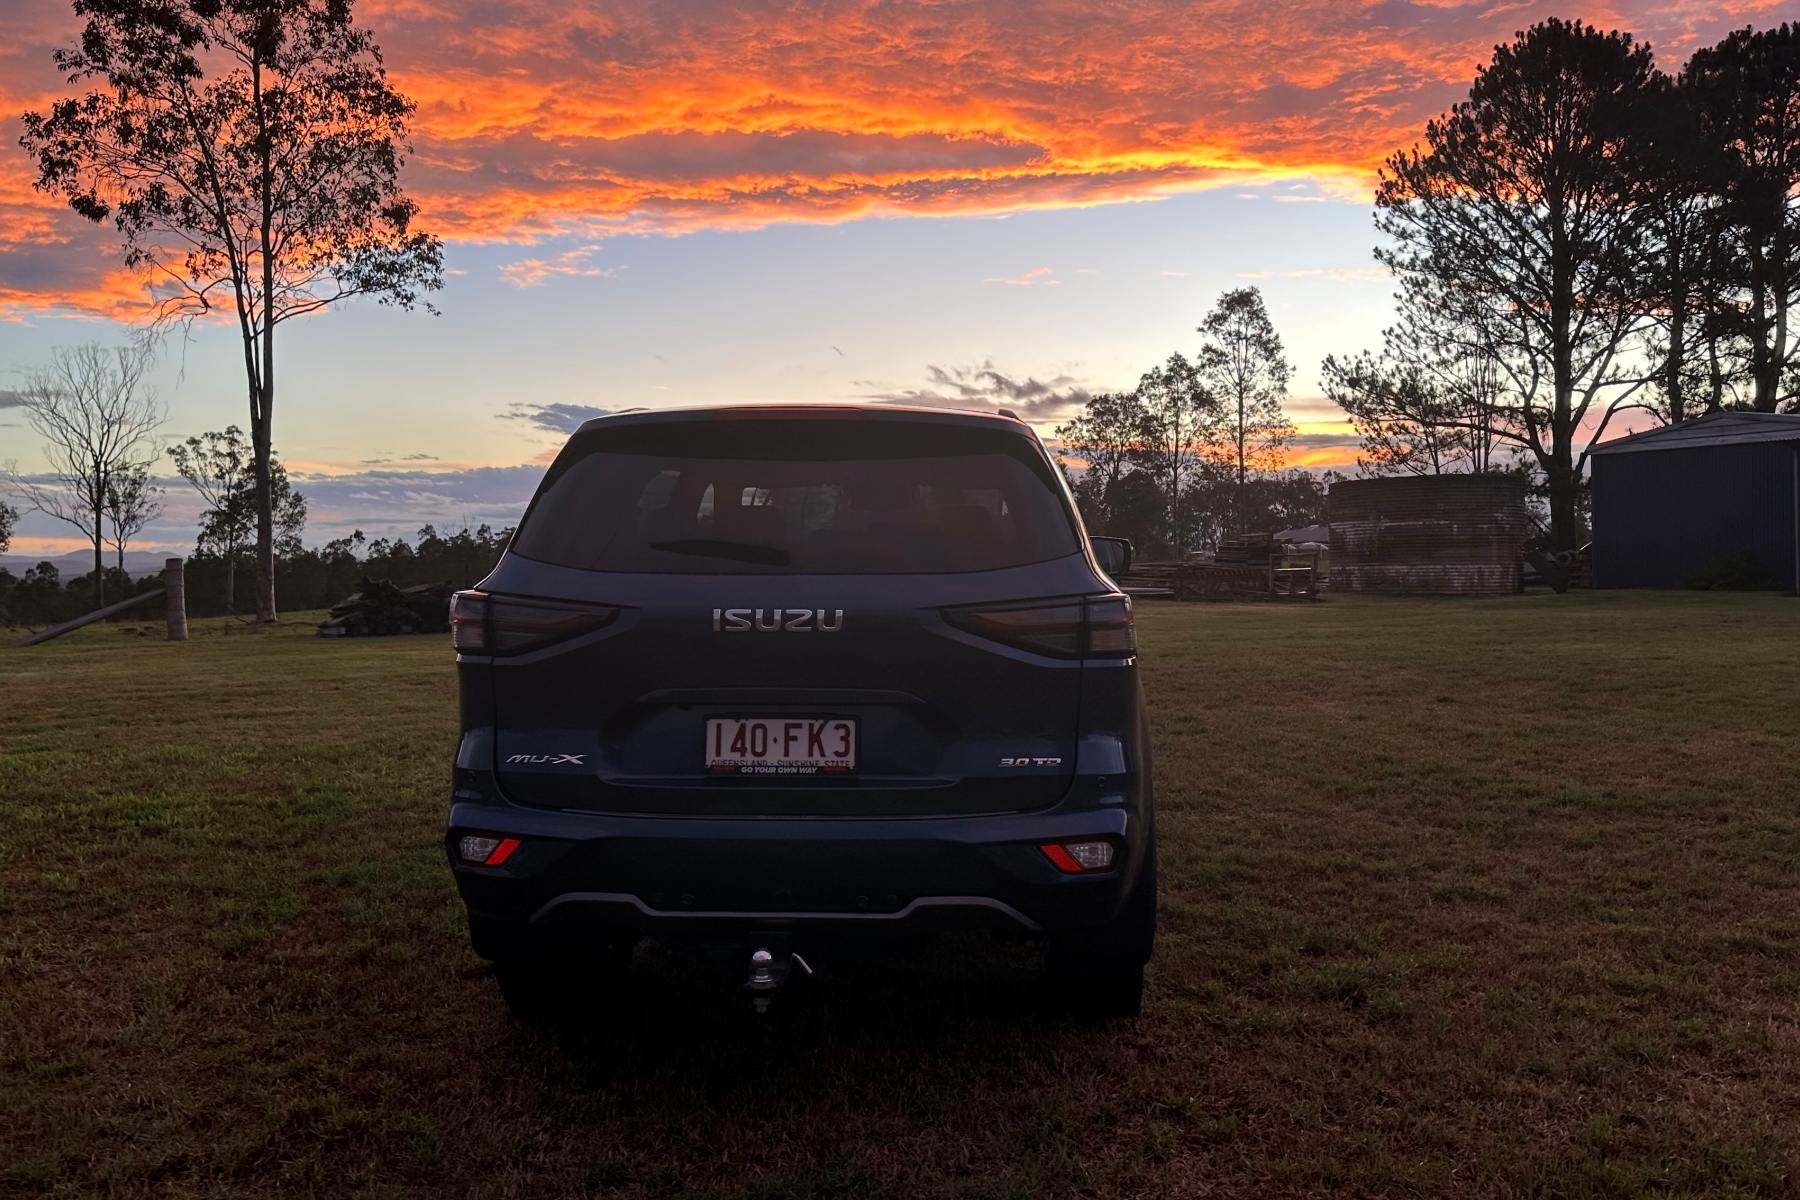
[1,0,1792,315]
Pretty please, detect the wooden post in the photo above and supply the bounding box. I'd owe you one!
[165,557,188,642]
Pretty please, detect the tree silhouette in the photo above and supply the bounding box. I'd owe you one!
[1054,391,1151,534]
[1636,74,1737,423]
[1685,23,1800,413]
[1375,18,1665,550]
[21,0,443,623]
[1134,353,1215,556]
[103,463,162,571]
[1324,353,1495,477]
[1196,288,1294,534]
[171,426,304,612]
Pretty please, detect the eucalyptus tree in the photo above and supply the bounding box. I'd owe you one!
[1195,288,1295,533]
[1134,353,1217,556]
[170,426,305,612]
[103,463,163,571]
[21,0,443,622]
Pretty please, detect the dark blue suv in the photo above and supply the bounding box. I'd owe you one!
[445,404,1156,1017]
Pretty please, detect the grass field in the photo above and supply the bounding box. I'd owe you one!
[2,592,1798,1198]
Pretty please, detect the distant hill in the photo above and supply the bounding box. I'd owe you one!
[0,549,177,579]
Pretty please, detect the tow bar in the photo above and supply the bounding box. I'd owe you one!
[744,945,813,1013]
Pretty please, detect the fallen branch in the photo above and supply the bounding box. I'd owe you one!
[9,589,165,647]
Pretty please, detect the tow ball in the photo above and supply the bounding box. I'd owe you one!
[744,946,813,1013]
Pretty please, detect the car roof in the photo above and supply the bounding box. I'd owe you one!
[573,402,1032,435]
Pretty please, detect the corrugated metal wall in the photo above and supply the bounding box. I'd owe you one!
[1329,475,1528,595]
[1591,442,1799,589]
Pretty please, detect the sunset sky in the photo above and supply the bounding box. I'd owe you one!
[0,0,1788,558]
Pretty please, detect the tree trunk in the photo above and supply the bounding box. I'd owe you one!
[1234,392,1245,537]
[1707,330,1725,413]
[92,533,105,610]
[1546,456,1579,554]
[1748,264,1778,411]
[223,544,238,614]
[252,412,276,625]
[1665,233,1688,424]
[252,47,279,627]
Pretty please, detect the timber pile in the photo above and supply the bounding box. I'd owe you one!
[1118,559,1273,601]
[317,578,452,637]
[1212,533,1274,564]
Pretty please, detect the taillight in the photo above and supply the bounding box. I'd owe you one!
[942,594,1135,659]
[449,590,619,656]
[1086,595,1135,655]
[458,834,521,866]
[1041,840,1117,873]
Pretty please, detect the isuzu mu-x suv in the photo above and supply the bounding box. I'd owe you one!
[445,404,1156,1018]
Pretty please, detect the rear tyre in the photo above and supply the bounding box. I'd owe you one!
[1045,837,1156,1020]
[492,956,570,1022]
[485,931,637,1023]
[1052,964,1144,1020]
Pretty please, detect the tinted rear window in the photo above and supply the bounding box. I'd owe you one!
[511,418,1080,574]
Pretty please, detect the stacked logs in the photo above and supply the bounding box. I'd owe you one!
[317,577,453,637]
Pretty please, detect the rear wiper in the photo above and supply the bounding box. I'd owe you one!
[648,538,791,566]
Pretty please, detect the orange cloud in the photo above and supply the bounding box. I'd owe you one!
[0,0,1789,315]
[1287,444,1360,470]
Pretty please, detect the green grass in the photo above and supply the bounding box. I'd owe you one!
[2,593,1798,1198]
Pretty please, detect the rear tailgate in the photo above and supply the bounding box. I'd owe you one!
[468,410,1099,818]
[484,563,1091,816]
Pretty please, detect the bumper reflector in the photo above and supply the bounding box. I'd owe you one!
[1040,840,1116,873]
[459,835,522,866]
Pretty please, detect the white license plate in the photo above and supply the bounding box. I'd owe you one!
[706,717,856,775]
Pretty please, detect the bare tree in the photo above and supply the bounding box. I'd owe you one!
[1196,287,1295,534]
[104,463,163,572]
[3,344,163,607]
[21,0,444,624]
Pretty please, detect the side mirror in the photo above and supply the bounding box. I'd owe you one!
[1089,535,1132,578]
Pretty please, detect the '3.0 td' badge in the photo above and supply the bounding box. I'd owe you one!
[713,608,845,632]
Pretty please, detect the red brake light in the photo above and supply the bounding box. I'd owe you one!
[943,594,1134,659]
[1040,840,1117,873]
[450,591,618,656]
[458,834,522,866]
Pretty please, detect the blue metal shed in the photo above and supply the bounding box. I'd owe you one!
[1590,411,1800,591]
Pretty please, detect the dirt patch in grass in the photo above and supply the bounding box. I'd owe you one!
[2,595,1797,1197]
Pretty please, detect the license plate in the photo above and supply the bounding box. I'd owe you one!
[706,717,856,775]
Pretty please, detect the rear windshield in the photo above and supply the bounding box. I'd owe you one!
[511,418,1080,574]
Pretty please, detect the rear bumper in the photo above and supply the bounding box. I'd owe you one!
[445,799,1146,954]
